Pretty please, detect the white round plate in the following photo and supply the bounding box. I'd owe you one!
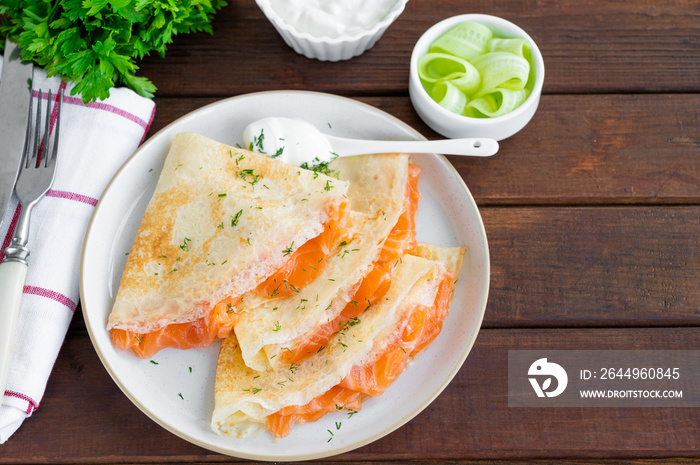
[80,91,489,461]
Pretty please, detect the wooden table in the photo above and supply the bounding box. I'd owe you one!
[3,0,699,463]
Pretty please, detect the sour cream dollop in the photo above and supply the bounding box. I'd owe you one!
[269,0,399,39]
[242,117,335,167]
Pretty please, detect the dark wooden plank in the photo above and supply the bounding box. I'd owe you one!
[2,328,698,462]
[145,94,700,205]
[482,206,700,327]
[135,0,700,97]
[459,94,700,205]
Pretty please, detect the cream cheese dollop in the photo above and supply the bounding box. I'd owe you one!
[269,0,399,39]
[242,117,335,167]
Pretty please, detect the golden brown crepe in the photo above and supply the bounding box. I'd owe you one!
[107,132,349,355]
[211,244,465,439]
[233,154,411,370]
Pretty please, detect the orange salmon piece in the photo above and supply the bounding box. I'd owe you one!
[278,260,393,364]
[339,271,454,396]
[266,385,363,440]
[269,270,454,438]
[112,199,349,359]
[377,163,421,262]
[277,165,421,365]
[253,198,350,298]
[111,296,240,358]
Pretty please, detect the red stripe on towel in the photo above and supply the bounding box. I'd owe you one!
[140,104,156,144]
[4,390,39,414]
[32,87,150,129]
[23,286,78,313]
[46,190,98,207]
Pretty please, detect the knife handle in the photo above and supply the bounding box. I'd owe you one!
[0,260,28,398]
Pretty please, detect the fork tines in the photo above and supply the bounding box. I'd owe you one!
[24,89,63,169]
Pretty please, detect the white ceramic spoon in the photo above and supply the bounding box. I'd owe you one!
[324,133,498,157]
[243,117,498,167]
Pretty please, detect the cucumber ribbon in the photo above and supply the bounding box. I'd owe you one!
[419,21,533,119]
[418,53,481,94]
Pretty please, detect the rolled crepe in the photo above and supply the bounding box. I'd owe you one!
[233,154,413,371]
[211,244,465,439]
[108,132,349,357]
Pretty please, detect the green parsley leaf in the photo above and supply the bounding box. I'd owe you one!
[0,0,227,103]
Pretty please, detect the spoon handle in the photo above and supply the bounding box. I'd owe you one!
[325,135,498,157]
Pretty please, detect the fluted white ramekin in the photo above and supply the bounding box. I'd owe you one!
[255,0,408,61]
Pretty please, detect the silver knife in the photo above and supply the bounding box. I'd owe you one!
[0,38,34,222]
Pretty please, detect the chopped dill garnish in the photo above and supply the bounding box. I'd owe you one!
[179,237,191,251]
[299,160,339,179]
[231,209,243,227]
[253,129,266,154]
[238,168,261,188]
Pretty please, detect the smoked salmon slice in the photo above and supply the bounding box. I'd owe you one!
[253,198,350,298]
[377,163,421,262]
[111,296,240,358]
[112,200,351,359]
[277,165,421,365]
[266,269,454,439]
[277,260,393,365]
[265,385,363,439]
[339,271,454,396]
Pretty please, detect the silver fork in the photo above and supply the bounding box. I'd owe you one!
[0,90,62,397]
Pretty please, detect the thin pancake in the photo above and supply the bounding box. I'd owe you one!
[211,244,464,438]
[108,132,349,340]
[233,154,410,370]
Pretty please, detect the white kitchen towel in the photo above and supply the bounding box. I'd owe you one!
[0,58,156,443]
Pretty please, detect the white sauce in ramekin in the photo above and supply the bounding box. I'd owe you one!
[269,0,399,38]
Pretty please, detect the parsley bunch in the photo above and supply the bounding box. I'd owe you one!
[0,0,227,103]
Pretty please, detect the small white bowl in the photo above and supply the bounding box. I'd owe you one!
[255,0,408,61]
[409,14,545,141]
